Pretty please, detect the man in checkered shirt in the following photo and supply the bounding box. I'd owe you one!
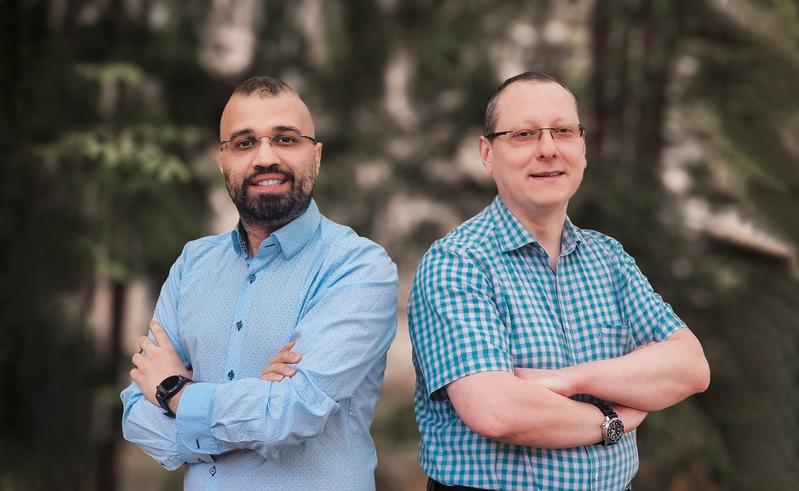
[408,72,711,491]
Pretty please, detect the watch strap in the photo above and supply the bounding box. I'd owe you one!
[590,400,617,419]
[156,375,193,418]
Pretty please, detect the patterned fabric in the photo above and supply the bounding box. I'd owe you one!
[408,196,684,491]
[121,200,398,491]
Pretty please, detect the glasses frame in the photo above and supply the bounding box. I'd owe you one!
[484,124,585,141]
[219,133,320,151]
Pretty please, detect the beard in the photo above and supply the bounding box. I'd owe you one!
[224,164,314,231]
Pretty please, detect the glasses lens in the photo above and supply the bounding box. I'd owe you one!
[270,132,303,149]
[551,126,580,140]
[228,135,258,152]
[509,129,539,143]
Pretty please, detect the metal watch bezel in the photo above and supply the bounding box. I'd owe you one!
[601,416,625,445]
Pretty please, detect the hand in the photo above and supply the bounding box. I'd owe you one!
[260,342,302,382]
[514,367,576,397]
[613,404,648,432]
[130,320,192,406]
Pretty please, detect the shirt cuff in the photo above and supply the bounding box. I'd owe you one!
[176,382,220,459]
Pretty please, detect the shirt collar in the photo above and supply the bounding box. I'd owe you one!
[230,199,322,258]
[560,216,583,255]
[490,196,583,254]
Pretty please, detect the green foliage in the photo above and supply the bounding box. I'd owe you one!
[1,1,213,488]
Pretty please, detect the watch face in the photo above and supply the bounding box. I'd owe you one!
[158,375,182,394]
[605,418,625,443]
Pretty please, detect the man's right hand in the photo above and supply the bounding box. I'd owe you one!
[260,342,302,382]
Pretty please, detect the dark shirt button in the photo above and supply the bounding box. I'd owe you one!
[248,274,256,283]
[228,370,235,380]
[236,321,243,331]
[209,465,216,476]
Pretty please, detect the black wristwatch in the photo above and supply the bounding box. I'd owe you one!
[590,400,624,445]
[155,375,193,418]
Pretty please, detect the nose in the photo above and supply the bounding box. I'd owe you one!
[535,128,559,160]
[252,136,280,166]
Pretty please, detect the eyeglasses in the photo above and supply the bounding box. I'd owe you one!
[220,131,319,156]
[484,124,585,144]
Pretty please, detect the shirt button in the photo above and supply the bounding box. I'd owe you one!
[248,274,256,283]
[228,370,235,380]
[209,465,216,476]
[236,321,243,331]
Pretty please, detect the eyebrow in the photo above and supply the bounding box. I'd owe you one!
[273,125,302,134]
[225,125,305,140]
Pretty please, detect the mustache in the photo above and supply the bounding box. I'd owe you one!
[246,165,295,183]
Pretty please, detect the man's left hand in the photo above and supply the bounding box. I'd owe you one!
[130,319,192,406]
[514,367,576,397]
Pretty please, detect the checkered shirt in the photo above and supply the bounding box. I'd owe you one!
[408,196,685,491]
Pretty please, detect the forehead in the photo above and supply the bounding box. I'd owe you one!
[494,81,579,127]
[219,92,315,137]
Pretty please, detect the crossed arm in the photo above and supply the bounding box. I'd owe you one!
[121,246,398,469]
[513,327,710,411]
[410,244,710,450]
[447,327,709,448]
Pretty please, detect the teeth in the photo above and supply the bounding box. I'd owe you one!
[533,172,562,177]
[256,179,283,186]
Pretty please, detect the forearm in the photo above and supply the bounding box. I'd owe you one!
[120,384,213,470]
[447,371,644,449]
[174,374,339,459]
[562,328,710,411]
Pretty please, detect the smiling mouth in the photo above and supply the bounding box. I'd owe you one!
[530,171,565,178]
[248,172,293,189]
[253,178,286,187]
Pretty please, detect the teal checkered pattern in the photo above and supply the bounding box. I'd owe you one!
[408,196,685,491]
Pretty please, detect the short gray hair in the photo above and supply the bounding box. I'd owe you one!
[483,72,577,136]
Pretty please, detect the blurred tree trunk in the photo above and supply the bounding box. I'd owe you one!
[585,0,692,259]
[96,280,126,491]
[589,0,686,185]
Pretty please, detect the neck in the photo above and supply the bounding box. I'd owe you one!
[507,201,568,269]
[240,220,272,257]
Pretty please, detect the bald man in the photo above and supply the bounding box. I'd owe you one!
[121,76,398,491]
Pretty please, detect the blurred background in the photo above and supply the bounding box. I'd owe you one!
[1,0,798,490]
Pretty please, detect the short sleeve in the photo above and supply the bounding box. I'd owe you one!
[408,245,513,397]
[615,245,686,347]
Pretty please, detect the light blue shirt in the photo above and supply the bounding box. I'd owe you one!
[408,196,684,491]
[121,200,398,490]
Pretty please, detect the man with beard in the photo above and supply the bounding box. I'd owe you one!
[121,76,398,490]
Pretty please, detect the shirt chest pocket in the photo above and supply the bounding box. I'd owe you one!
[571,322,631,363]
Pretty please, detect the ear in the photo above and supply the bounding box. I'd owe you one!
[479,136,494,177]
[580,133,588,170]
[314,142,323,176]
[216,148,225,175]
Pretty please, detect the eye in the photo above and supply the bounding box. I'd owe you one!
[272,134,300,146]
[553,127,576,138]
[510,129,537,141]
[233,137,256,150]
